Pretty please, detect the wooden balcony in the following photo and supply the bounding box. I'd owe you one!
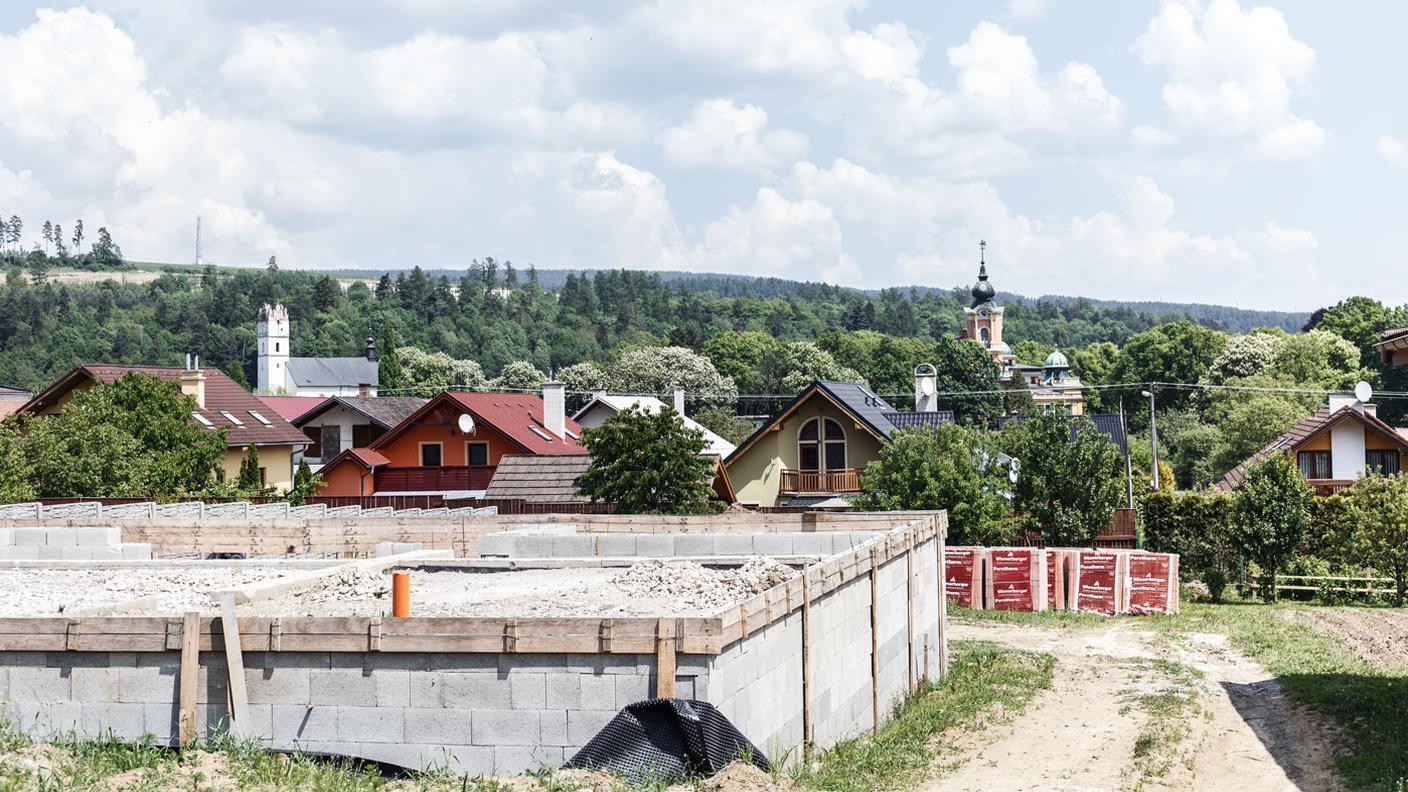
[780,468,862,494]
[374,466,496,493]
[1308,479,1356,496]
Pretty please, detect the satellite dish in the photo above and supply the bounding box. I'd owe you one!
[1009,457,1020,484]
[1355,380,1373,403]
[920,378,935,396]
[456,413,476,434]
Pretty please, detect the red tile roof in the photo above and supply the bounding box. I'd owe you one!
[259,396,327,422]
[1216,405,1408,490]
[19,364,310,449]
[371,391,587,456]
[322,448,391,472]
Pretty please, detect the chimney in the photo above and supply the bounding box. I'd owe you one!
[179,364,207,409]
[673,387,686,416]
[591,388,607,402]
[1328,392,1362,414]
[358,383,371,397]
[543,381,566,439]
[914,364,938,413]
[364,335,377,362]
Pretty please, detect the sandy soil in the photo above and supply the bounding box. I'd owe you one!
[923,620,1346,792]
[241,559,796,618]
[1283,607,1408,669]
[0,567,293,616]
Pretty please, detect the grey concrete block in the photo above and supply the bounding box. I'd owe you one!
[579,673,614,709]
[540,710,568,745]
[517,535,555,558]
[374,542,395,557]
[75,527,120,547]
[337,706,404,743]
[245,668,310,704]
[309,669,377,705]
[597,535,636,556]
[34,546,64,560]
[60,546,93,561]
[510,673,546,710]
[476,533,514,557]
[714,533,754,556]
[9,666,70,701]
[117,666,178,703]
[441,673,511,709]
[91,546,123,561]
[634,534,674,557]
[0,528,12,546]
[551,535,595,558]
[672,534,715,557]
[72,666,119,701]
[790,533,829,556]
[43,528,76,546]
[409,673,442,707]
[82,701,146,740]
[543,673,581,709]
[375,670,411,707]
[470,709,539,746]
[752,534,794,556]
[405,707,474,743]
[121,544,153,561]
[494,745,564,774]
[567,709,616,744]
[272,703,337,743]
[143,701,178,743]
[614,673,652,708]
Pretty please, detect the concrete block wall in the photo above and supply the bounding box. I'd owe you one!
[476,531,882,559]
[807,573,877,745]
[0,649,708,776]
[910,539,943,682]
[705,612,804,764]
[0,527,151,561]
[873,554,910,716]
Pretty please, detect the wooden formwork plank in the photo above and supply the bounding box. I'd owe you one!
[655,618,677,698]
[801,562,813,747]
[178,612,199,747]
[219,593,251,737]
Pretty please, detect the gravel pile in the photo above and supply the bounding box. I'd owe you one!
[298,567,390,603]
[611,557,797,611]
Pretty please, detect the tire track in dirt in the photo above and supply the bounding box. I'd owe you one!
[921,620,1344,792]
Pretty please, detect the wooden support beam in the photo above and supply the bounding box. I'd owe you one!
[906,545,916,692]
[219,593,251,737]
[869,549,880,734]
[655,618,676,699]
[801,564,813,748]
[177,612,199,747]
[936,526,949,678]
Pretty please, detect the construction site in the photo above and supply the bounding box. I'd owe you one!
[0,507,947,776]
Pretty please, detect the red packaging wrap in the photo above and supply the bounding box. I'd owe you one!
[984,548,1048,612]
[944,546,985,608]
[1071,549,1124,615]
[1045,549,1068,611]
[1124,551,1180,615]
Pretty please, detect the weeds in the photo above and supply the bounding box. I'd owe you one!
[1119,657,1204,790]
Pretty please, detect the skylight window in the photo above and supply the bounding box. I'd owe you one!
[192,412,213,427]
[528,426,554,441]
[564,429,580,440]
[220,411,245,426]
[248,410,272,426]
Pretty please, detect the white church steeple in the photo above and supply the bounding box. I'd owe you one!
[257,303,290,394]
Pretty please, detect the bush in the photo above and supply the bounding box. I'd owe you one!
[1203,568,1228,603]
[1140,490,1234,581]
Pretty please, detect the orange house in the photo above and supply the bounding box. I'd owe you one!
[316,390,586,498]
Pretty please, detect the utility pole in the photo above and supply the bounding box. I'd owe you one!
[1141,386,1159,491]
[1120,397,1134,508]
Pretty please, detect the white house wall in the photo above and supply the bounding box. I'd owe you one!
[1330,421,1367,480]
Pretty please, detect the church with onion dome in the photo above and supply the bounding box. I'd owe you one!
[958,241,1086,416]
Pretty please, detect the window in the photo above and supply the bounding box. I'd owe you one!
[192,412,213,427]
[302,427,322,458]
[1367,449,1401,475]
[420,442,443,467]
[528,426,554,441]
[220,410,245,426]
[466,442,489,466]
[799,417,846,471]
[248,410,272,426]
[980,328,990,344]
[352,424,375,448]
[1297,450,1331,479]
[275,342,280,352]
[320,424,342,459]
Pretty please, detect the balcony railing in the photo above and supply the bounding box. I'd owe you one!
[1308,479,1356,496]
[779,468,862,494]
[374,465,496,493]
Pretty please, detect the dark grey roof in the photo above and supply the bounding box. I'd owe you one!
[484,455,593,503]
[0,385,31,398]
[291,396,427,429]
[997,413,1128,454]
[286,357,379,388]
[882,411,956,430]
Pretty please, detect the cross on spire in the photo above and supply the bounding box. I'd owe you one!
[979,239,986,264]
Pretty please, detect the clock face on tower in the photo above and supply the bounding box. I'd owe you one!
[979,309,989,317]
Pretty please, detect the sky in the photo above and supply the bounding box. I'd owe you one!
[0,0,1404,311]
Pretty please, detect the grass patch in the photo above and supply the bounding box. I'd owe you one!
[792,639,1055,792]
[1147,601,1408,791]
[949,605,1109,629]
[1119,657,1204,791]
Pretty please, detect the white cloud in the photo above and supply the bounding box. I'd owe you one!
[1135,0,1325,160]
[1378,135,1408,166]
[661,99,807,172]
[691,187,857,283]
[1132,125,1177,148]
[840,22,923,83]
[1007,0,1048,22]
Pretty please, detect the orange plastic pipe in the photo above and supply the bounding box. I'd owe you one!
[391,570,411,618]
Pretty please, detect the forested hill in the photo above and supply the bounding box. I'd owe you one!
[325,266,1307,334]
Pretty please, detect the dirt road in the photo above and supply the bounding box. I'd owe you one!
[923,620,1344,792]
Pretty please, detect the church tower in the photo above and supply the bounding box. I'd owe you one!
[960,241,1016,373]
[257,303,290,394]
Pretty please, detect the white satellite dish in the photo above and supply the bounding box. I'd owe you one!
[1009,457,1020,484]
[920,378,935,396]
[1355,380,1373,403]
[457,413,476,434]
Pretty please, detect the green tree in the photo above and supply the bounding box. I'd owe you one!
[287,458,324,507]
[1230,455,1312,601]
[691,406,757,446]
[223,359,250,390]
[1113,321,1227,415]
[854,424,1014,545]
[90,227,124,269]
[236,445,263,492]
[0,421,35,503]
[608,346,738,405]
[1344,474,1408,606]
[1004,412,1124,546]
[378,325,406,392]
[312,276,341,312]
[701,330,777,393]
[578,405,715,514]
[758,341,863,393]
[398,346,485,391]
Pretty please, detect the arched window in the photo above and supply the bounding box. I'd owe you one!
[799,417,847,471]
[979,327,990,345]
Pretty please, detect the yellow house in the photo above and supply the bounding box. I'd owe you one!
[17,363,309,491]
[725,380,953,507]
[1216,393,1408,495]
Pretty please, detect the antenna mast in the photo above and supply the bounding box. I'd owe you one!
[194,216,203,266]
